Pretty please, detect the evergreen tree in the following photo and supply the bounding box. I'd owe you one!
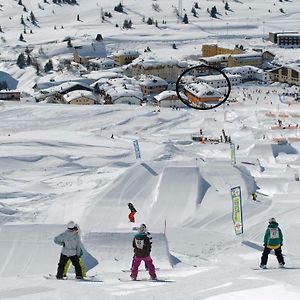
[146,17,153,25]
[26,54,32,65]
[114,3,123,13]
[30,11,37,24]
[67,38,73,48]
[18,0,23,5]
[23,5,27,12]
[21,15,25,25]
[183,13,189,24]
[77,14,80,21]
[191,7,197,17]
[225,2,230,11]
[280,8,285,13]
[172,43,177,49]
[17,53,26,68]
[0,26,3,33]
[54,25,57,30]
[44,59,53,72]
[30,29,33,34]
[210,6,217,18]
[19,33,24,41]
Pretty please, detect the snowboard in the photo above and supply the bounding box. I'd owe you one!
[44,274,103,282]
[121,268,160,272]
[252,266,300,270]
[118,277,174,283]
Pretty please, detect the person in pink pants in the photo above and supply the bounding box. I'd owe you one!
[130,224,157,280]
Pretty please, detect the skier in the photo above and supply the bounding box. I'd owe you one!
[63,223,87,278]
[260,218,285,269]
[252,192,257,201]
[128,203,137,223]
[54,221,83,279]
[130,224,157,281]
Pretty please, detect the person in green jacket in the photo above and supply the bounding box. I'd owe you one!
[260,218,285,269]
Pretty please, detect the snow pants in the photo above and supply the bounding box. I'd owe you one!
[130,256,156,279]
[63,257,86,277]
[56,254,82,279]
[260,246,285,266]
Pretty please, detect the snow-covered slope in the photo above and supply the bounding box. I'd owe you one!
[0,94,300,299]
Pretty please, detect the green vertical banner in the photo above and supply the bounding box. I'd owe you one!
[231,186,243,235]
[230,143,236,165]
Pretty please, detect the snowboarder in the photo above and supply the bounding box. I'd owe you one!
[130,224,157,280]
[54,221,83,279]
[260,218,285,269]
[63,223,87,278]
[128,203,137,223]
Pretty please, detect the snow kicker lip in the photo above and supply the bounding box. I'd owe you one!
[176,64,231,111]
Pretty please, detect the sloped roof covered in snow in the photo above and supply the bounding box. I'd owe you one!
[125,56,188,69]
[64,90,97,103]
[185,82,222,98]
[74,41,107,58]
[154,90,187,101]
[139,75,168,87]
[42,81,92,94]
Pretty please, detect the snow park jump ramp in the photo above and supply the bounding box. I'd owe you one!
[0,224,172,277]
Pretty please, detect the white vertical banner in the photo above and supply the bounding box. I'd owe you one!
[230,143,236,165]
[231,186,243,235]
[133,140,141,159]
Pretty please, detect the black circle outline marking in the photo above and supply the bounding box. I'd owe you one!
[176,64,231,110]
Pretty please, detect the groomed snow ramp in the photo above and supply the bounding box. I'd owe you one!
[83,232,172,273]
[0,224,98,277]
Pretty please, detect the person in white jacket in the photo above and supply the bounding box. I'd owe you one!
[54,221,83,279]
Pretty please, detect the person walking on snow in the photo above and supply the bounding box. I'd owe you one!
[130,224,157,280]
[260,218,285,269]
[54,221,83,279]
[63,223,87,278]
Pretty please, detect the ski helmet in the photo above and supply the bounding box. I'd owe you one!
[269,217,277,223]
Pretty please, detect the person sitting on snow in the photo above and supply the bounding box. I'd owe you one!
[130,224,157,281]
[54,221,83,279]
[260,218,285,269]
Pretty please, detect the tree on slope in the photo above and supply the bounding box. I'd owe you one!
[17,53,26,68]
[44,59,53,72]
[182,13,189,24]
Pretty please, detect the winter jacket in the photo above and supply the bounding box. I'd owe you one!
[263,221,283,249]
[54,230,82,257]
[132,232,151,258]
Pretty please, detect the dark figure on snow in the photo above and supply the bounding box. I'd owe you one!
[54,221,83,279]
[252,192,257,201]
[128,203,137,223]
[130,224,157,280]
[260,218,285,269]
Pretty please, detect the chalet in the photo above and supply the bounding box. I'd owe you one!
[268,65,300,87]
[112,50,140,66]
[41,82,92,95]
[200,55,230,69]
[139,75,168,96]
[99,77,143,105]
[0,91,21,101]
[227,53,262,68]
[202,44,245,57]
[88,58,117,70]
[197,74,241,88]
[63,91,98,105]
[223,66,269,82]
[154,91,187,108]
[124,57,188,83]
[73,40,107,65]
[184,82,222,105]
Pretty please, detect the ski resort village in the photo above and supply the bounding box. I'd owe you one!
[1,0,300,299]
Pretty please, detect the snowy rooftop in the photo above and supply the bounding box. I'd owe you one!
[154,90,186,101]
[112,50,140,56]
[73,41,107,58]
[185,82,222,98]
[139,75,168,86]
[63,90,97,102]
[126,56,188,69]
[42,81,91,94]
[198,74,241,82]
